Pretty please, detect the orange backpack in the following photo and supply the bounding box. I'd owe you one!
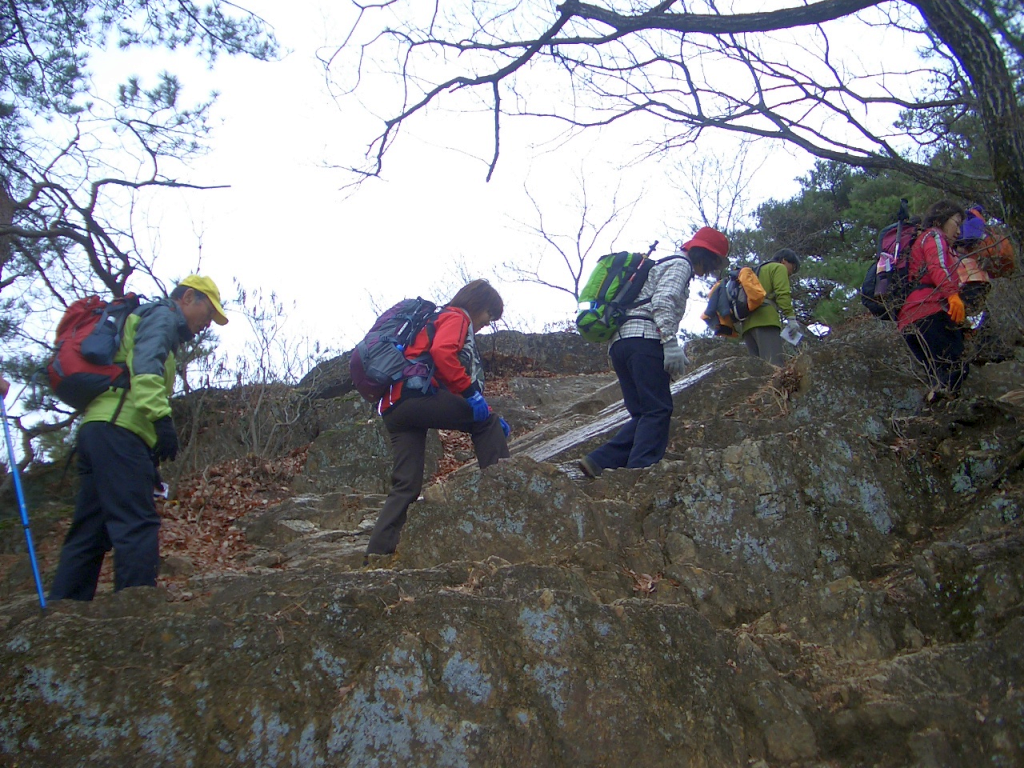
[702,265,768,335]
[960,206,1016,279]
[730,266,768,318]
[971,226,1017,278]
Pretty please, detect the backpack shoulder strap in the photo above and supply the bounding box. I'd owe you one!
[653,253,694,286]
[657,253,690,269]
[908,228,948,289]
[621,254,692,323]
[423,305,443,344]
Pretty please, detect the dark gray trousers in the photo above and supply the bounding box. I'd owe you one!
[366,391,510,555]
[743,325,785,366]
[904,312,968,394]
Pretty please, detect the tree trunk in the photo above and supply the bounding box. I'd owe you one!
[911,0,1024,238]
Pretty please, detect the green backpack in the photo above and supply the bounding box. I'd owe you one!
[576,245,664,343]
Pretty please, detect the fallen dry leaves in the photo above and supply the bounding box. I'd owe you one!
[622,567,663,595]
[431,372,516,481]
[155,446,309,597]
[434,430,475,480]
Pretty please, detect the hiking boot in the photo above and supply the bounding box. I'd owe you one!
[363,552,397,570]
[578,455,603,478]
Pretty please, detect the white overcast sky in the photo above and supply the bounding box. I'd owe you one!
[93,1,850,364]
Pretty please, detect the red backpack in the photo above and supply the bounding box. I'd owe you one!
[46,294,142,410]
[861,199,923,321]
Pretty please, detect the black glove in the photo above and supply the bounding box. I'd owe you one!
[153,416,179,462]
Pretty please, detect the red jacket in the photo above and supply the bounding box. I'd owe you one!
[897,227,965,330]
[378,306,480,412]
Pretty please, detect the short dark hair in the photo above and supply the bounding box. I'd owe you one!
[923,199,963,230]
[686,245,729,276]
[447,279,504,322]
[773,248,800,273]
[170,284,212,305]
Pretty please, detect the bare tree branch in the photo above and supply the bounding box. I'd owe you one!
[501,171,641,301]
[329,0,1024,235]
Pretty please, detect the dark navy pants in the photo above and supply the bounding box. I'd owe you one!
[586,337,674,471]
[49,421,160,600]
[904,312,969,394]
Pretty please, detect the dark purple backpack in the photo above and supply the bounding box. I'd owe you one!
[350,297,439,402]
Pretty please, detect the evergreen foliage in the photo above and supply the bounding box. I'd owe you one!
[0,0,277,462]
[728,48,1019,329]
[727,161,941,326]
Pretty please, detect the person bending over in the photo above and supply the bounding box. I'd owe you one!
[897,200,969,401]
[365,279,510,560]
[579,227,729,478]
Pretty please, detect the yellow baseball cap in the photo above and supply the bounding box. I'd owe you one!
[179,275,228,325]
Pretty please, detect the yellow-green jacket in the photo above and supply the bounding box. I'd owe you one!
[741,262,795,333]
[82,299,192,448]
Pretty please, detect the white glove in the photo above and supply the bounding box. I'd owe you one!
[662,342,690,378]
[781,319,804,346]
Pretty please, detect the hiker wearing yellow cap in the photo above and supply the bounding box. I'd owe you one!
[50,275,228,601]
[177,274,229,327]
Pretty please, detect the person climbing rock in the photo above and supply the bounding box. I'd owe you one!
[897,200,970,402]
[740,248,801,366]
[50,276,229,600]
[365,279,511,561]
[578,227,729,478]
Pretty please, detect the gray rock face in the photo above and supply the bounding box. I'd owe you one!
[2,321,1023,767]
[474,330,612,375]
[299,330,611,399]
[289,398,441,495]
[0,566,821,767]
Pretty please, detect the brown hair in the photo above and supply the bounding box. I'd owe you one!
[923,200,963,230]
[447,279,504,322]
[685,246,729,277]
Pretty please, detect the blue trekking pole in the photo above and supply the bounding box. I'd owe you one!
[0,399,46,610]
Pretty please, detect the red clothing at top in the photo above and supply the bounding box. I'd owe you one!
[897,227,965,331]
[377,306,479,412]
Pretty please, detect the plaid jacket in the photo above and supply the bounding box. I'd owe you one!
[611,254,694,344]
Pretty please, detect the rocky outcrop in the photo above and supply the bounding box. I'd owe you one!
[298,330,611,399]
[289,399,441,496]
[0,564,828,767]
[1,321,1023,767]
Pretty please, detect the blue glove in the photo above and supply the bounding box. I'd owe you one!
[499,417,511,438]
[465,391,490,421]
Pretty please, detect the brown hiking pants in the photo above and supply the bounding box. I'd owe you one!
[366,390,510,555]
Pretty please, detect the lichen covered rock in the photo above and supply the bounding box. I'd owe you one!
[2,321,1023,767]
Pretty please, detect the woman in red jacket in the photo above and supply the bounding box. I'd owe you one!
[897,200,969,400]
[366,280,510,560]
